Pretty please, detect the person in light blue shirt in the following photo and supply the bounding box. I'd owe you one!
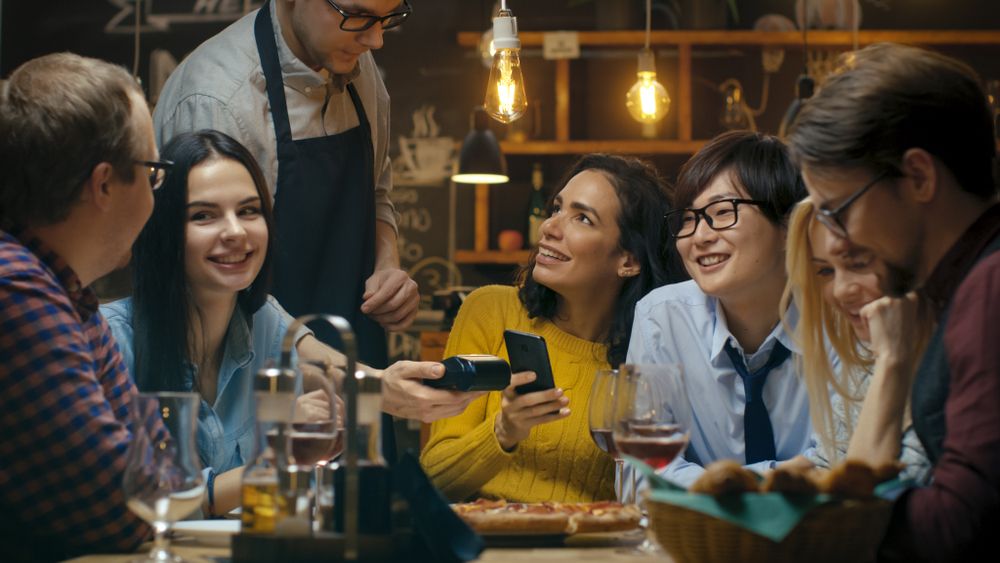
[101,130,326,517]
[623,131,812,494]
[103,295,297,478]
[104,130,466,517]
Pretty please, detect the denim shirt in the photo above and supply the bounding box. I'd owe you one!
[101,295,298,475]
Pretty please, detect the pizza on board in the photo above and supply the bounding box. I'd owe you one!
[451,499,642,535]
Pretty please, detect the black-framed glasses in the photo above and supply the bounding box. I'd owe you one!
[325,0,412,32]
[815,171,889,239]
[135,159,174,191]
[665,198,768,239]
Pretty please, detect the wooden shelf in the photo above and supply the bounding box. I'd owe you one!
[501,139,707,155]
[454,249,532,265]
[454,29,1000,265]
[458,30,1000,48]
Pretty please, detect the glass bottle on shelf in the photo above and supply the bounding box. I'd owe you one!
[527,162,547,247]
[240,366,296,534]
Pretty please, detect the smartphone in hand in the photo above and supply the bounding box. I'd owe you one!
[503,330,556,395]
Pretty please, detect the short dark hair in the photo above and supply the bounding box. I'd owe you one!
[789,42,996,199]
[0,53,142,226]
[130,130,274,392]
[673,130,806,225]
[518,154,686,367]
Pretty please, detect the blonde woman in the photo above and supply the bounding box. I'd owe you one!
[782,199,931,483]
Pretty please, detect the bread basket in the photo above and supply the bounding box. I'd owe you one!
[647,495,892,563]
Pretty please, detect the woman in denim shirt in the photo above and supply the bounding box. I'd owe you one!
[103,130,328,516]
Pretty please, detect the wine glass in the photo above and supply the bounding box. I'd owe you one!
[612,364,689,555]
[291,359,343,466]
[285,359,343,531]
[588,368,625,502]
[123,392,204,563]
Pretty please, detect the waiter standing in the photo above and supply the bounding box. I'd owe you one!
[155,0,418,369]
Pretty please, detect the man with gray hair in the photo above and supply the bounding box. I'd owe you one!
[0,53,168,560]
[789,42,999,561]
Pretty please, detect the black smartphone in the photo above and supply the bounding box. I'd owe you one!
[503,330,556,395]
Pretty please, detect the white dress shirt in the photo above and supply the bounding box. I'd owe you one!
[621,280,814,496]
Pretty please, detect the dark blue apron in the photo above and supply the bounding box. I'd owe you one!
[254,3,387,369]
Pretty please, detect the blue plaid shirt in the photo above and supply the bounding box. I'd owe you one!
[0,227,150,560]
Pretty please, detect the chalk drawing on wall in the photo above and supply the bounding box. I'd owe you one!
[105,0,263,34]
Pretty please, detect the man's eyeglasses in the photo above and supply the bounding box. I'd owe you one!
[135,159,174,191]
[325,0,412,32]
[814,171,889,239]
[665,198,768,239]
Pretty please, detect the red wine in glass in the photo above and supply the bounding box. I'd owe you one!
[629,422,680,437]
[616,435,689,469]
[589,428,619,458]
[267,422,340,465]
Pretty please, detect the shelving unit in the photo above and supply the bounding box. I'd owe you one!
[454,29,1000,264]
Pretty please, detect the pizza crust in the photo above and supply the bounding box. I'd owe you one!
[451,500,641,535]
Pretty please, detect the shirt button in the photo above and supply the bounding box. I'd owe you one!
[305,87,312,93]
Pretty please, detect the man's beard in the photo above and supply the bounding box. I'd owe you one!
[882,261,917,297]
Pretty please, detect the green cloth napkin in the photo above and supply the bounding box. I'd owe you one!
[625,456,902,543]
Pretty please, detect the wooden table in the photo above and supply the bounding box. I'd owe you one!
[65,532,669,562]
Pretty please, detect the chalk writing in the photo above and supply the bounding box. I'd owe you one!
[105,0,262,34]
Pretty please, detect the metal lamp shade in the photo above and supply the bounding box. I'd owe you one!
[451,108,509,184]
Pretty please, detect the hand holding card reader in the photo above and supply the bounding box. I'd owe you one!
[503,330,556,394]
[423,354,511,391]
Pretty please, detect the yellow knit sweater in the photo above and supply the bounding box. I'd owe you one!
[420,285,615,503]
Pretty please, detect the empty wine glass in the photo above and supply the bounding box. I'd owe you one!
[588,368,625,501]
[123,392,204,563]
[613,364,689,555]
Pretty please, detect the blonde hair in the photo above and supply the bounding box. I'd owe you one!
[780,199,872,462]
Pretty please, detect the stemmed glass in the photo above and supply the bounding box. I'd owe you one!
[612,364,690,555]
[123,392,204,563]
[588,368,625,502]
[286,359,343,531]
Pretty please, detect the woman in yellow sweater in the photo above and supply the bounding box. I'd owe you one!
[421,154,683,502]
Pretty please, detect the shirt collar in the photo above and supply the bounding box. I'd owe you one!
[3,224,98,320]
[182,302,255,397]
[269,0,361,93]
[921,202,1000,319]
[709,297,799,373]
[224,302,255,368]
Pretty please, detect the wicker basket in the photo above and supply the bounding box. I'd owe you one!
[647,497,892,563]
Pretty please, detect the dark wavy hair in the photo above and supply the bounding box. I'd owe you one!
[130,130,275,392]
[517,154,686,367]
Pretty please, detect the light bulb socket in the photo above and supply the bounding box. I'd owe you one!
[492,11,520,50]
[636,48,656,75]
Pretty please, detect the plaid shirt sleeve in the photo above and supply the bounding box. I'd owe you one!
[0,260,151,557]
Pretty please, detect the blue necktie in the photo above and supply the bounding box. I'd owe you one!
[723,340,791,464]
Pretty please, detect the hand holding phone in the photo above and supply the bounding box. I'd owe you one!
[503,330,556,395]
